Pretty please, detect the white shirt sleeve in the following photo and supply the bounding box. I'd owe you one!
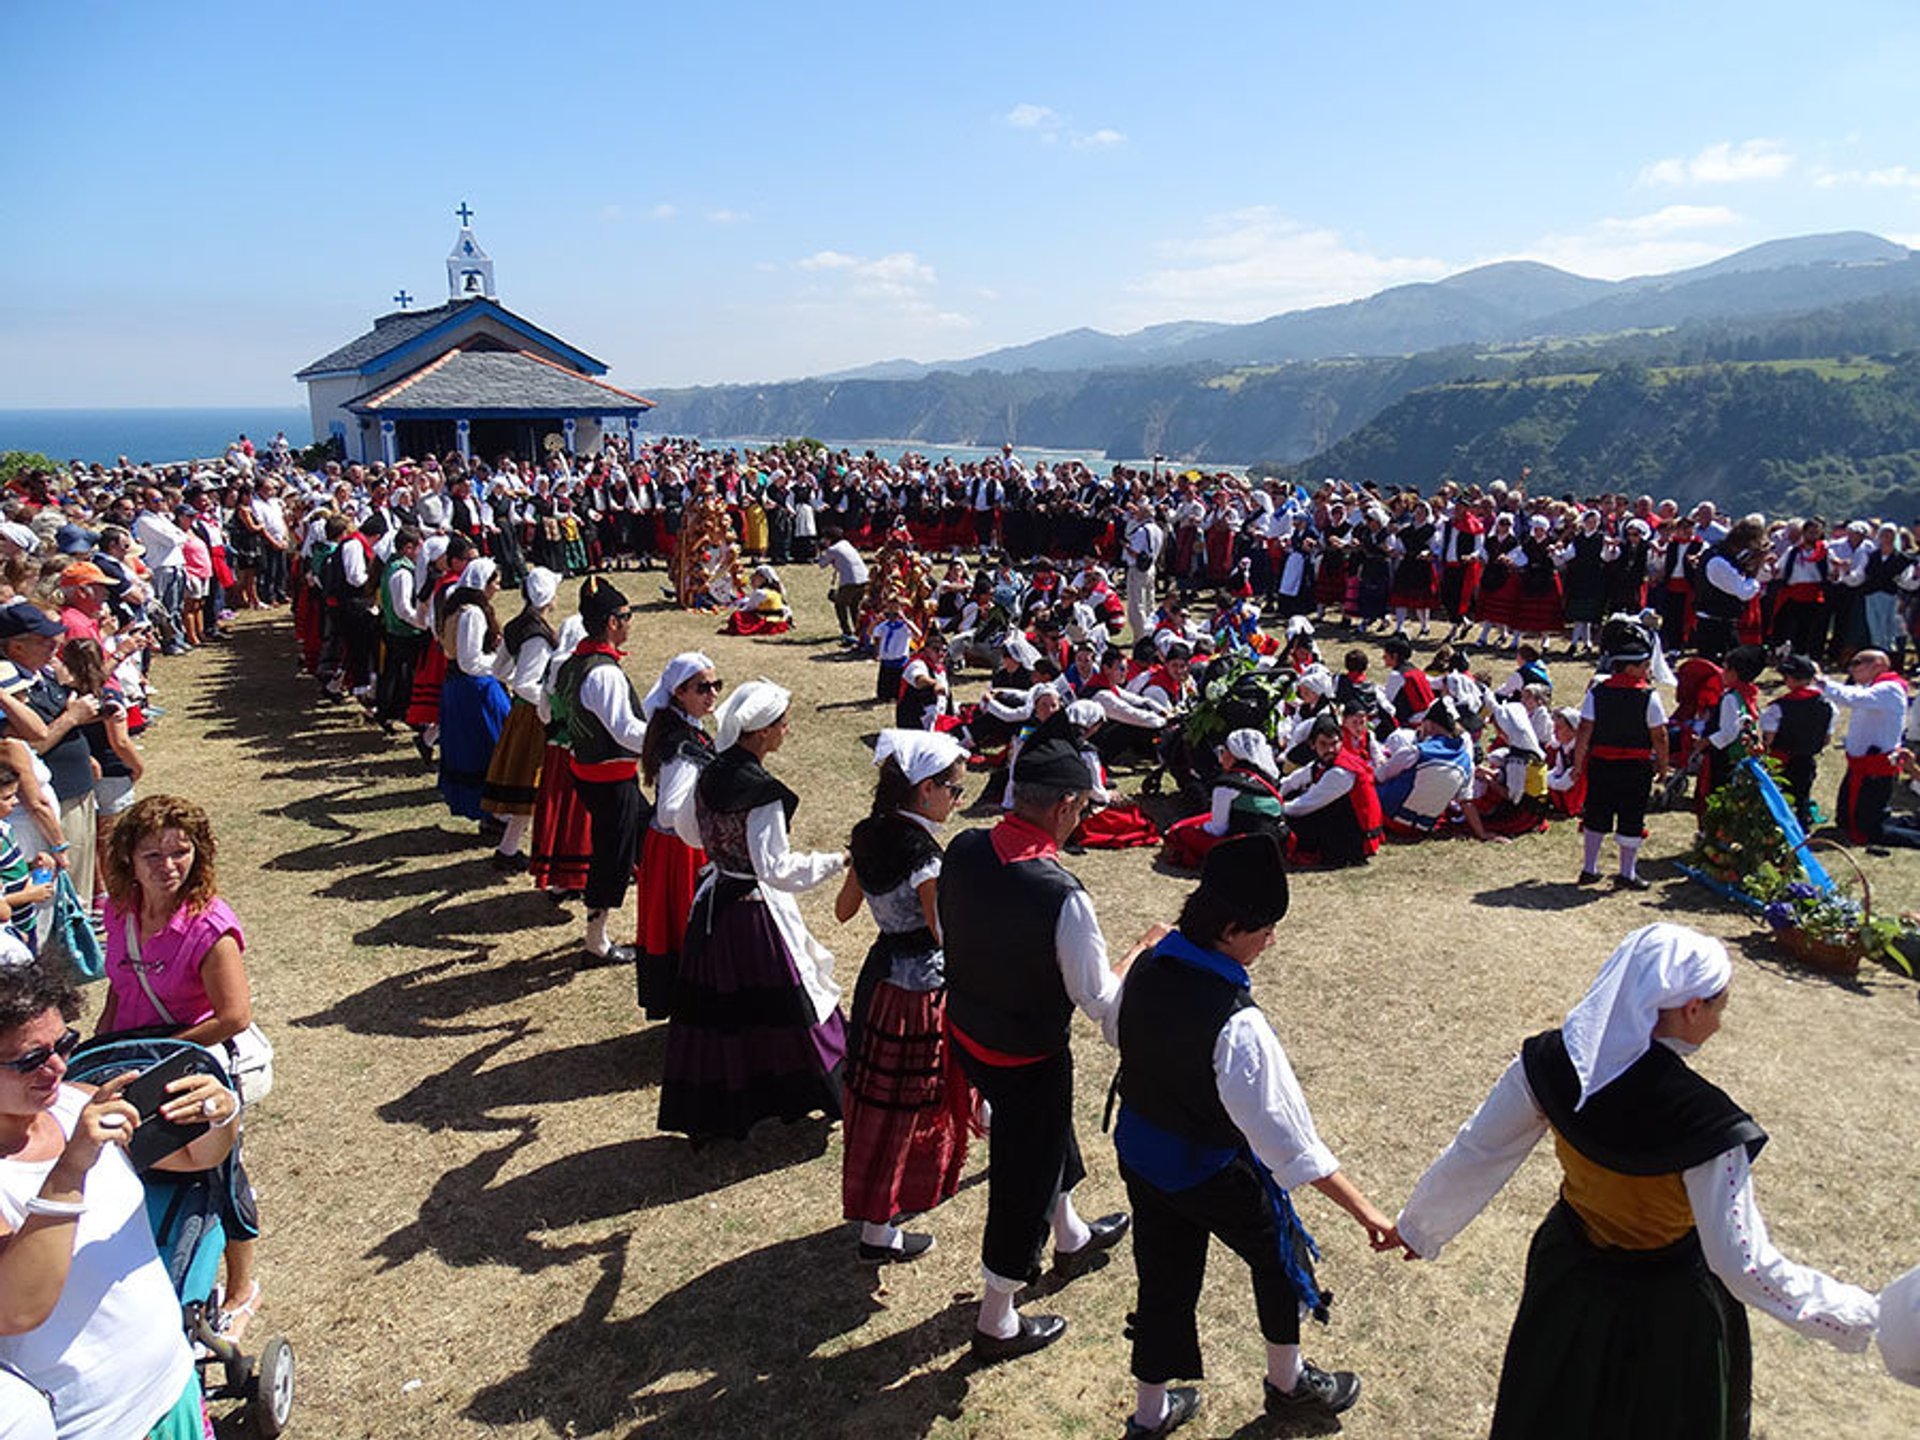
[386,567,415,624]
[454,607,496,676]
[1283,764,1355,817]
[1707,691,1745,750]
[656,755,703,848]
[578,664,648,754]
[1205,784,1235,836]
[1683,1146,1879,1352]
[1055,888,1122,1044]
[1704,554,1763,602]
[507,639,551,706]
[744,799,844,892]
[1213,1008,1339,1190]
[341,540,368,588]
[1094,686,1166,728]
[1394,1057,1549,1260]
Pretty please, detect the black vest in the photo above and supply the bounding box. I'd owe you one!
[555,652,641,765]
[1117,951,1254,1150]
[1769,691,1832,757]
[1588,681,1654,753]
[1691,551,1748,619]
[940,828,1082,1057]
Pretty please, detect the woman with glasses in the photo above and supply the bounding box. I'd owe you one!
[0,962,239,1440]
[94,795,265,1342]
[831,730,975,1263]
[658,680,849,1145]
[632,653,720,1019]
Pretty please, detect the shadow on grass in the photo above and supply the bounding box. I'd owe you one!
[1472,878,1609,911]
[465,1230,974,1437]
[369,1119,833,1275]
[379,1027,668,1132]
[353,886,572,950]
[263,821,476,873]
[292,945,587,1038]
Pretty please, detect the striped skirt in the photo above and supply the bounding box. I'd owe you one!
[481,700,546,817]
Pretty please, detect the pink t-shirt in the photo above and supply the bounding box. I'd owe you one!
[101,896,245,1032]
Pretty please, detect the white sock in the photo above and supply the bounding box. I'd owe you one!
[1581,828,1605,874]
[1619,835,1643,879]
[1133,1383,1169,1429]
[585,910,610,957]
[977,1277,1021,1339]
[1051,1192,1093,1253]
[423,723,440,748]
[1393,609,1408,631]
[1268,1342,1303,1392]
[860,1221,901,1252]
[496,814,531,857]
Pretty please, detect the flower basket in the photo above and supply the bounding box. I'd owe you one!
[1770,841,1870,977]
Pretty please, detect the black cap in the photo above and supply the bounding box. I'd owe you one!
[1778,652,1818,682]
[1598,617,1653,663]
[1198,834,1290,929]
[0,603,64,640]
[1011,713,1094,789]
[577,575,631,626]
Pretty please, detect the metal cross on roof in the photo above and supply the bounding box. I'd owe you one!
[456,202,474,226]
[393,289,413,309]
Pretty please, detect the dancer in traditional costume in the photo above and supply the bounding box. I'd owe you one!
[658,680,849,1143]
[833,729,975,1263]
[1113,835,1394,1437]
[633,651,720,1018]
[1161,730,1286,870]
[1062,701,1161,850]
[1757,653,1831,832]
[941,732,1159,1363]
[480,567,560,869]
[1279,715,1382,868]
[1572,619,1669,888]
[373,527,429,737]
[1695,645,1765,815]
[528,615,592,899]
[1392,923,1883,1440]
[435,559,510,833]
[1823,648,1920,847]
[551,577,648,964]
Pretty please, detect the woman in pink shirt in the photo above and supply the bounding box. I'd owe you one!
[94,794,263,1339]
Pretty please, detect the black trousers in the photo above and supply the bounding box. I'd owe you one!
[832,583,868,638]
[1775,752,1817,829]
[955,1044,1085,1285]
[335,602,379,689]
[574,773,642,911]
[1583,757,1652,838]
[1121,1156,1301,1383]
[376,631,427,724]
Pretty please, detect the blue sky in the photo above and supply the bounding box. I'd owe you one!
[6,1,1920,406]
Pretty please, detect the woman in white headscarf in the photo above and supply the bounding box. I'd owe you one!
[829,729,976,1262]
[1390,924,1882,1439]
[436,558,511,828]
[657,680,850,1144]
[480,568,560,868]
[632,651,721,1018]
[1161,728,1286,870]
[527,614,592,900]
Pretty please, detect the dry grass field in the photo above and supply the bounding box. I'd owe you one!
[142,577,1920,1440]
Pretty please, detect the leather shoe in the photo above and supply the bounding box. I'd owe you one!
[857,1231,935,1264]
[1053,1211,1131,1280]
[970,1313,1066,1365]
[583,942,638,968]
[1123,1386,1201,1438]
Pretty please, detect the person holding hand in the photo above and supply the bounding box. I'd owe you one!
[1110,834,1391,1437]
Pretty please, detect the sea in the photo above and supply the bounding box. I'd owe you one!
[0,409,1234,476]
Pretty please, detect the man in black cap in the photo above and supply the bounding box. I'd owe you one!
[1572,618,1670,888]
[940,719,1161,1362]
[551,576,648,964]
[1111,835,1393,1435]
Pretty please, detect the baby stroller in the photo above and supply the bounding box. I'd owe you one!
[66,1035,295,1438]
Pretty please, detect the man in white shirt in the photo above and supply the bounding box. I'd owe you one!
[1123,501,1164,643]
[1823,649,1919,847]
[814,528,870,645]
[131,490,191,654]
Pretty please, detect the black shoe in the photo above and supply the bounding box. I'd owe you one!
[970,1313,1066,1365]
[583,942,638,968]
[1265,1362,1361,1416]
[412,734,435,767]
[1575,870,1601,886]
[1053,1211,1131,1280]
[1123,1387,1200,1439]
[857,1232,935,1264]
[1614,873,1651,891]
[490,851,529,874]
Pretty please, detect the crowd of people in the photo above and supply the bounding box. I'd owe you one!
[0,436,1918,1437]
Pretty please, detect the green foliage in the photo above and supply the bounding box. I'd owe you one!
[0,452,58,486]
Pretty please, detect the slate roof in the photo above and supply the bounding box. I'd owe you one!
[344,347,654,415]
[294,297,607,380]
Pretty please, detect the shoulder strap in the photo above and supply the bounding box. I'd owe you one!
[124,915,179,1027]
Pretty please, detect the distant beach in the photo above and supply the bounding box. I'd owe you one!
[0,407,312,465]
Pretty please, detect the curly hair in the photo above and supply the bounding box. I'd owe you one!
[101,794,220,915]
[0,960,82,1034]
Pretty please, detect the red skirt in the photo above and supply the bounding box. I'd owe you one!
[1160,812,1222,870]
[1073,802,1160,849]
[1510,578,1565,635]
[528,743,592,891]
[841,982,971,1224]
[635,826,704,953]
[405,644,448,729]
[1315,554,1349,606]
[1474,570,1519,630]
[724,611,791,636]
[1390,561,1437,608]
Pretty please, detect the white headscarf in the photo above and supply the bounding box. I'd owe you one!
[459,558,497,590]
[522,566,559,609]
[551,613,586,668]
[1295,664,1334,698]
[1003,634,1040,669]
[1223,727,1278,781]
[873,728,967,784]
[1065,699,1105,731]
[1492,700,1543,757]
[1562,924,1732,1110]
[715,677,791,751]
[420,535,450,565]
[642,651,718,721]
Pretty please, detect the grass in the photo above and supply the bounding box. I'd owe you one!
[140,580,1920,1439]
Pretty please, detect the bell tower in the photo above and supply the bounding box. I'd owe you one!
[446,201,496,302]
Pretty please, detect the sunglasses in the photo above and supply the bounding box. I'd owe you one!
[940,779,966,796]
[1,1027,80,1075]
[693,679,725,695]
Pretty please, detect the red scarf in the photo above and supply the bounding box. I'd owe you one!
[989,812,1060,864]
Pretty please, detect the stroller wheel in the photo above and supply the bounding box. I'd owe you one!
[251,1337,295,1438]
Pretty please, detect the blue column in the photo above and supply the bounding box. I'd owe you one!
[380,419,397,465]
[456,418,471,461]
[562,417,577,455]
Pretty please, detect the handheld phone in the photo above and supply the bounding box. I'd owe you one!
[120,1050,212,1169]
